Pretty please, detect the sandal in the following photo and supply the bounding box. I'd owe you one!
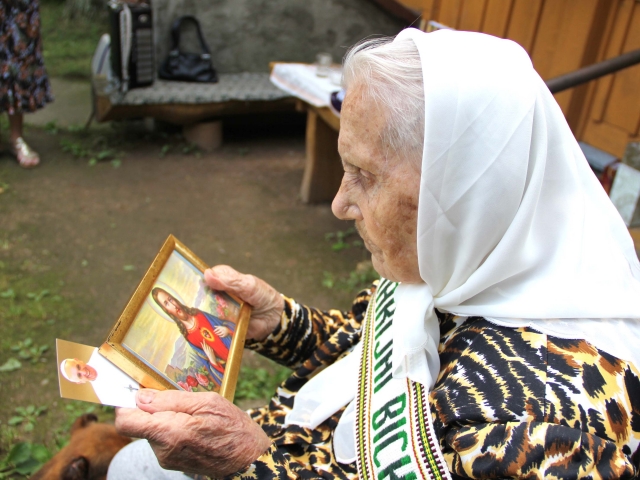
[11,137,40,169]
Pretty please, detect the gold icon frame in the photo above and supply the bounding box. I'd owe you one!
[99,235,251,401]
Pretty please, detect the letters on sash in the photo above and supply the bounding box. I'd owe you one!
[356,279,451,480]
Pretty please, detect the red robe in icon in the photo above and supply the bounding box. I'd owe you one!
[185,311,235,375]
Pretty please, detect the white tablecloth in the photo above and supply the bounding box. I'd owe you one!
[270,63,342,108]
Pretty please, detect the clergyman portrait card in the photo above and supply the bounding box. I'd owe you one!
[56,339,138,408]
[99,235,251,401]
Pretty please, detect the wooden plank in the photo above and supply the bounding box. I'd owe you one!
[316,106,341,132]
[630,228,640,258]
[426,0,443,23]
[530,0,600,114]
[421,0,435,22]
[574,0,620,139]
[94,96,298,125]
[580,0,640,156]
[368,0,422,24]
[396,0,429,12]
[565,0,617,132]
[459,0,488,32]
[438,0,463,28]
[300,109,344,203]
[602,4,640,134]
[505,0,544,53]
[581,119,630,158]
[590,0,634,123]
[481,0,513,37]
[532,0,599,79]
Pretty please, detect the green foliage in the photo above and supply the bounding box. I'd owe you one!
[322,271,336,289]
[159,144,171,158]
[8,406,47,433]
[159,141,201,158]
[0,441,51,478]
[234,365,290,401]
[66,124,85,133]
[26,290,49,302]
[40,2,109,79]
[323,227,378,293]
[61,401,112,422]
[11,338,49,364]
[96,149,117,161]
[44,121,59,135]
[46,121,88,136]
[182,143,201,156]
[322,261,378,292]
[59,139,88,158]
[0,289,15,300]
[0,358,21,373]
[325,228,363,251]
[60,137,124,168]
[0,236,115,469]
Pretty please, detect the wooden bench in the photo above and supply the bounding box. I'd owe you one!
[93,74,296,125]
[93,0,413,127]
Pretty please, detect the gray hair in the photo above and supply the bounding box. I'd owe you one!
[342,35,425,166]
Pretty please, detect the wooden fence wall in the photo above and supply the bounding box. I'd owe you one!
[414,0,640,158]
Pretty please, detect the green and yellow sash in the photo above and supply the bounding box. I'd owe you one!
[356,279,451,480]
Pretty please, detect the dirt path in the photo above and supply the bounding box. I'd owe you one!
[0,117,368,454]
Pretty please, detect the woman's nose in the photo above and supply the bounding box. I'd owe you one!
[331,182,362,221]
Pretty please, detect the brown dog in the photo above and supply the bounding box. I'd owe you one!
[30,413,131,480]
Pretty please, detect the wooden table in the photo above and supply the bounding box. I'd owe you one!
[297,100,344,203]
[630,228,640,258]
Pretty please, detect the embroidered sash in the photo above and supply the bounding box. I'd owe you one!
[356,279,451,480]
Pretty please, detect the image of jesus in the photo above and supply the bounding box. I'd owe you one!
[151,287,236,387]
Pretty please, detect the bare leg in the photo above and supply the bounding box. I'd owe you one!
[8,112,23,144]
[8,113,39,168]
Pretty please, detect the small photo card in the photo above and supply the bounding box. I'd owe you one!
[56,339,139,408]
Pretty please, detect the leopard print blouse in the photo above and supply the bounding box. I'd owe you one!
[227,282,640,479]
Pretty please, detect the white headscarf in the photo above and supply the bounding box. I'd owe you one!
[286,28,640,463]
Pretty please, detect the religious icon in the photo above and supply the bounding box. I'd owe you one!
[99,235,251,401]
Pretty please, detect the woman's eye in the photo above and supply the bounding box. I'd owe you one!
[360,169,373,180]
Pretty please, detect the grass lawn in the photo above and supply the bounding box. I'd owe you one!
[0,127,302,477]
[0,6,376,476]
[40,1,110,79]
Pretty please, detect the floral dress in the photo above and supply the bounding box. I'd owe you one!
[227,281,640,479]
[0,0,52,114]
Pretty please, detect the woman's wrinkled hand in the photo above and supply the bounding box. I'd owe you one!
[204,265,283,341]
[115,389,271,478]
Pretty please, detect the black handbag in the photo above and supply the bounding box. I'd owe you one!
[159,16,218,83]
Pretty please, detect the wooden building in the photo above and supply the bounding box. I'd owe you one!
[407,0,640,159]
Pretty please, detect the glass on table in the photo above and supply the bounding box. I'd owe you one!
[315,52,332,78]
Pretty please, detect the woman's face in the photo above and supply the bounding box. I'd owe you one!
[332,85,422,283]
[157,290,187,321]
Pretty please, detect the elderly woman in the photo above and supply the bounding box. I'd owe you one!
[109,28,640,479]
